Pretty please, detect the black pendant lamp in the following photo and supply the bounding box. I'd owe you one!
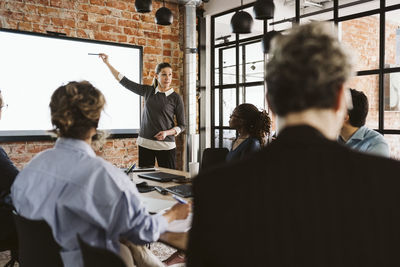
[155,0,173,26]
[231,0,254,34]
[135,0,152,13]
[262,30,281,53]
[253,0,275,20]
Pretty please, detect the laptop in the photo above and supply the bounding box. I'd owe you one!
[137,172,186,182]
[165,184,193,198]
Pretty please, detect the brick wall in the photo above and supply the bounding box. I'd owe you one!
[0,0,186,169]
[341,15,400,159]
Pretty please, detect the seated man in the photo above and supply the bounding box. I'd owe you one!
[187,22,400,267]
[339,88,389,157]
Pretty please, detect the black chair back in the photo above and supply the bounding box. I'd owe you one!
[12,213,63,267]
[0,205,18,267]
[77,235,127,267]
[201,147,229,172]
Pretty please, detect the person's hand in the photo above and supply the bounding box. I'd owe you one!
[99,53,109,64]
[154,131,168,141]
[163,202,191,222]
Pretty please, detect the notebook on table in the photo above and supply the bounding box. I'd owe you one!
[137,172,186,183]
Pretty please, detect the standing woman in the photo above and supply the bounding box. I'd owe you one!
[226,103,271,162]
[100,54,185,169]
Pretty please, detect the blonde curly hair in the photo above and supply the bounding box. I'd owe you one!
[50,81,105,140]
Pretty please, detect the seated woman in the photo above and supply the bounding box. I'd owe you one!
[11,81,190,267]
[226,103,271,162]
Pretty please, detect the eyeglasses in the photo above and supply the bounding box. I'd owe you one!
[0,104,8,111]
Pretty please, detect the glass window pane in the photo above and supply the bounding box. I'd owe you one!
[384,72,400,129]
[238,6,264,40]
[339,15,380,71]
[385,10,400,67]
[339,0,379,17]
[214,89,219,127]
[214,129,220,148]
[387,0,400,7]
[300,1,333,24]
[214,12,235,45]
[382,135,400,160]
[347,74,379,129]
[222,88,237,126]
[239,86,244,104]
[244,85,265,110]
[222,47,237,85]
[239,46,243,84]
[270,0,295,32]
[222,129,236,150]
[214,47,220,86]
[244,42,264,83]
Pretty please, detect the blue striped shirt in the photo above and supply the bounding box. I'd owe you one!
[11,138,167,267]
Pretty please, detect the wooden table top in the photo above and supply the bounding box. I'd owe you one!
[129,167,191,251]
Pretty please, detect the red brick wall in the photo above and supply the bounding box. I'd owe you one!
[0,0,185,169]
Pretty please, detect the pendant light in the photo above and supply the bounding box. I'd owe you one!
[231,0,254,34]
[135,0,152,13]
[262,30,281,53]
[155,0,173,26]
[253,0,275,20]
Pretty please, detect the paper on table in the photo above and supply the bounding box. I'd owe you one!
[141,197,175,214]
[166,213,193,233]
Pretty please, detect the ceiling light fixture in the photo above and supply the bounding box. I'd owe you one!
[155,0,173,26]
[253,0,275,20]
[135,0,152,13]
[230,0,254,34]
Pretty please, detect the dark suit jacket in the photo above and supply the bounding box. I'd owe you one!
[0,146,18,244]
[187,125,400,267]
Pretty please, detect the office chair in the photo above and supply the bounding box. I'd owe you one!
[0,207,18,267]
[77,235,127,267]
[0,241,17,267]
[0,238,17,267]
[12,212,63,267]
[200,147,229,172]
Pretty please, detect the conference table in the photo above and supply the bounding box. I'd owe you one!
[129,167,192,252]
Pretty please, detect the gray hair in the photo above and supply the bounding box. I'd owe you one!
[266,22,354,116]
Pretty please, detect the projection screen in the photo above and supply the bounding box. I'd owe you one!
[0,29,142,140]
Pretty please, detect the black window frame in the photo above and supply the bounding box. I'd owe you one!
[210,0,400,148]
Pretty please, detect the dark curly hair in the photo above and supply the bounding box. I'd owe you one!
[50,81,105,140]
[234,103,271,146]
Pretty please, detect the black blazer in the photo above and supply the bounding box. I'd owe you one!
[187,125,400,267]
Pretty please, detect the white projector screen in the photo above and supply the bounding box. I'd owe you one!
[0,29,141,139]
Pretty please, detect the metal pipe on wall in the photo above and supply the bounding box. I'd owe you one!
[184,0,201,168]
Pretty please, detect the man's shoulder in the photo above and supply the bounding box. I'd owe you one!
[360,127,385,141]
